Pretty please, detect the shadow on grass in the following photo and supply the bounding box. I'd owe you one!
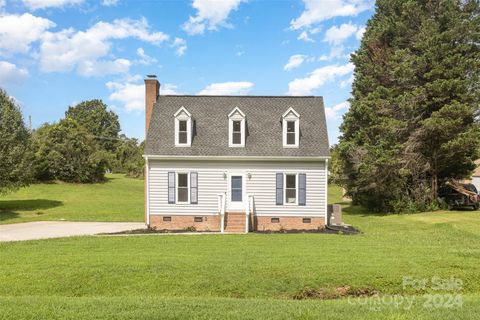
[0,199,63,212]
[333,201,386,217]
[0,211,20,221]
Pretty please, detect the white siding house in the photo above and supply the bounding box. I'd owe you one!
[143,77,330,232]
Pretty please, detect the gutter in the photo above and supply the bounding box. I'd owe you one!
[143,155,331,162]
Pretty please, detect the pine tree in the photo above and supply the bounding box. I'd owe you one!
[337,0,480,212]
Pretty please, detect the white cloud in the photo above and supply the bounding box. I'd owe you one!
[136,47,157,65]
[0,61,29,86]
[0,0,5,10]
[106,80,143,112]
[77,58,130,76]
[0,13,55,55]
[325,101,350,120]
[287,63,354,95]
[39,18,168,75]
[291,0,370,30]
[107,78,180,111]
[284,54,307,71]
[160,84,180,95]
[22,0,84,10]
[182,0,246,35]
[318,46,347,61]
[324,22,359,45]
[102,0,118,6]
[197,81,254,95]
[356,26,366,40]
[340,73,354,88]
[171,37,187,56]
[297,30,314,42]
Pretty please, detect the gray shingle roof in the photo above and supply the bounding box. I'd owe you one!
[145,95,330,157]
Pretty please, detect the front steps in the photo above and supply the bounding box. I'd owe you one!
[224,212,246,233]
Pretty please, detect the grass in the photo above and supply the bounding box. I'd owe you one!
[1,182,480,318]
[0,174,144,224]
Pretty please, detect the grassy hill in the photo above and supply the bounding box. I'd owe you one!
[0,174,144,224]
[1,179,480,318]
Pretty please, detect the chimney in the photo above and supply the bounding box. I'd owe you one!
[145,75,160,136]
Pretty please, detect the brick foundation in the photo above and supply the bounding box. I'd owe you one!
[149,215,221,232]
[149,214,325,232]
[255,216,325,232]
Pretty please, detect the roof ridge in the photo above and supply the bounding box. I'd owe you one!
[159,95,322,98]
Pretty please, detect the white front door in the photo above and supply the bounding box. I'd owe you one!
[227,172,246,211]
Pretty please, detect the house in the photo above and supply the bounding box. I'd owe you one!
[143,76,330,232]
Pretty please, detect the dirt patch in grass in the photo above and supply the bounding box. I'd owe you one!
[293,286,379,300]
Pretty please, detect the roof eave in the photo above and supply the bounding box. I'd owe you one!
[143,155,331,161]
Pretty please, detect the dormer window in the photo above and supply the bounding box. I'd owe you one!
[178,120,188,144]
[282,107,300,148]
[228,107,245,147]
[174,107,192,147]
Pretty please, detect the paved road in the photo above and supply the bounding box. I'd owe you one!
[0,221,145,242]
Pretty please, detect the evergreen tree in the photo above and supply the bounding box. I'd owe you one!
[337,0,480,212]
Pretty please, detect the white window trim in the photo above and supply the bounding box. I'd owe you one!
[228,107,246,147]
[282,108,300,148]
[174,107,192,147]
[283,173,298,206]
[176,172,190,204]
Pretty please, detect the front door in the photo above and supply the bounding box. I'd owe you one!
[227,173,245,211]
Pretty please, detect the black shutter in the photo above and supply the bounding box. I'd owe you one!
[168,172,175,204]
[276,173,283,205]
[299,173,306,206]
[190,172,198,204]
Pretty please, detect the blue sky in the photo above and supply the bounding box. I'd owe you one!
[0,0,374,144]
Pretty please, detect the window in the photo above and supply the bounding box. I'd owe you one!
[228,107,245,147]
[282,108,300,148]
[178,120,187,144]
[285,174,297,204]
[194,217,203,222]
[174,107,192,147]
[177,173,189,203]
[303,218,311,224]
[232,120,242,145]
[286,121,296,145]
[168,171,198,205]
[271,218,280,223]
[276,172,306,206]
[231,176,243,202]
[163,216,172,222]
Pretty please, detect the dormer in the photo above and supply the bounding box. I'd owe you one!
[228,107,246,147]
[174,107,192,147]
[282,107,300,148]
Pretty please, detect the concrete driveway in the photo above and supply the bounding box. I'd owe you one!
[0,221,145,242]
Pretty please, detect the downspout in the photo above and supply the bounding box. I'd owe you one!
[145,156,150,227]
[324,158,328,227]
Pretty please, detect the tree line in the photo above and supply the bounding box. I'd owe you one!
[0,88,143,195]
[333,0,480,213]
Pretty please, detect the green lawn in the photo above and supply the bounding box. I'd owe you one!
[0,174,144,224]
[1,182,480,319]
